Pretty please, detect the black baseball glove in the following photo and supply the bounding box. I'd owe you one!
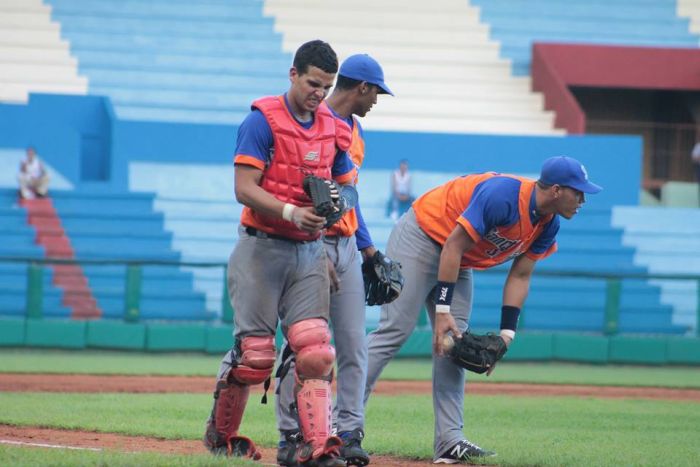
[447,331,508,374]
[303,175,343,228]
[362,251,404,306]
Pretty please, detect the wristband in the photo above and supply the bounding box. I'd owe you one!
[500,329,515,340]
[500,305,521,331]
[433,281,455,306]
[282,203,296,222]
[435,304,451,314]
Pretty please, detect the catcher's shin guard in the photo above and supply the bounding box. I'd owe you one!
[288,319,341,463]
[204,336,275,459]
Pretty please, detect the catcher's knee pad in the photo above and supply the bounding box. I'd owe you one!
[288,318,335,379]
[229,335,276,385]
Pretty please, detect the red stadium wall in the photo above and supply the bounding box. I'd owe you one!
[531,43,700,134]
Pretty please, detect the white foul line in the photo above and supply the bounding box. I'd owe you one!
[0,439,102,451]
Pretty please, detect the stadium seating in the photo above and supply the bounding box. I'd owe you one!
[0,0,87,103]
[0,187,213,322]
[130,163,687,334]
[20,0,560,134]
[471,0,700,76]
[612,206,700,332]
[43,0,290,124]
[0,188,72,318]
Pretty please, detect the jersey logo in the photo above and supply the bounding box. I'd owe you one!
[484,229,521,257]
[304,151,319,161]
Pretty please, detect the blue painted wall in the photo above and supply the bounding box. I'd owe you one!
[1,95,641,207]
[0,94,114,187]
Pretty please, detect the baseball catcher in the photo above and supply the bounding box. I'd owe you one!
[303,174,350,228]
[362,251,404,306]
[443,332,508,374]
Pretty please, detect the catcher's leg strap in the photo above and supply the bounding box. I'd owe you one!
[288,319,336,459]
[210,336,275,457]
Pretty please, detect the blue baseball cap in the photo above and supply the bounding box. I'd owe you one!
[338,54,394,96]
[539,156,603,194]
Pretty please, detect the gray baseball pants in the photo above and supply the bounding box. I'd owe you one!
[363,208,474,459]
[215,225,330,380]
[276,234,367,436]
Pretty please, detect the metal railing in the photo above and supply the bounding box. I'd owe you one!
[2,256,232,323]
[1,256,699,336]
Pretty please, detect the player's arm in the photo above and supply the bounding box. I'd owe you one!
[355,203,376,260]
[499,254,536,347]
[331,149,359,214]
[433,225,476,355]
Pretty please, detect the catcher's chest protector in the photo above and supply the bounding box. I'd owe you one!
[241,96,351,240]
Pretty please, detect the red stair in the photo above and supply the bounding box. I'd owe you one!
[21,198,102,319]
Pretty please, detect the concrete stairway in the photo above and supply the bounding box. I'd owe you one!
[22,197,101,319]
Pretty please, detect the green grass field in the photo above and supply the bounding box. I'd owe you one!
[2,349,700,387]
[1,349,699,466]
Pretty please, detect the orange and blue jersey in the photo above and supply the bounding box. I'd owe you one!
[323,103,373,250]
[413,173,559,270]
[233,94,356,186]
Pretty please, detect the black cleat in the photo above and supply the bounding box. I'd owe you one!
[339,428,370,466]
[278,430,303,467]
[433,439,496,464]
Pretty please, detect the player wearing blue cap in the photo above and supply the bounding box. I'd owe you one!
[363,156,602,464]
[275,53,396,467]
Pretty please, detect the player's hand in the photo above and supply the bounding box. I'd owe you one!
[291,206,326,233]
[433,312,461,356]
[327,257,340,294]
[486,332,513,376]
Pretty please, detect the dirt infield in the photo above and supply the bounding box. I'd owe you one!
[2,373,698,466]
[2,373,700,401]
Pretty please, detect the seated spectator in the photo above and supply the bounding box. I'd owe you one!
[18,146,50,199]
[387,159,414,220]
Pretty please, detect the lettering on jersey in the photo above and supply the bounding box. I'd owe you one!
[304,151,319,161]
[484,228,521,257]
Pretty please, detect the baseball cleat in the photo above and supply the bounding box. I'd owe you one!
[339,428,370,466]
[277,430,303,467]
[433,439,496,464]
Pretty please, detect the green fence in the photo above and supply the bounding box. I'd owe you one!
[2,256,700,365]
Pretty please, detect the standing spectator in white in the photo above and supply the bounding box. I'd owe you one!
[18,146,50,199]
[389,159,414,220]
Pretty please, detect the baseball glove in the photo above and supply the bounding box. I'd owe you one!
[303,175,342,228]
[447,332,508,374]
[362,251,404,306]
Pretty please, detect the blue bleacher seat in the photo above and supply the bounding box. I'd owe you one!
[471,0,700,75]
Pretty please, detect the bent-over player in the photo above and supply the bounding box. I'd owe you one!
[363,156,602,463]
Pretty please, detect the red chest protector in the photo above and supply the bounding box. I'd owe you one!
[240,96,352,241]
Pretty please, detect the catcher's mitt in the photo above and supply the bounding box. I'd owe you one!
[362,251,404,306]
[303,175,342,228]
[446,332,508,374]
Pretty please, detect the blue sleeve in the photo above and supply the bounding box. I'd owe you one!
[354,202,373,250]
[461,177,520,237]
[530,216,560,254]
[331,150,357,182]
[234,110,273,165]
